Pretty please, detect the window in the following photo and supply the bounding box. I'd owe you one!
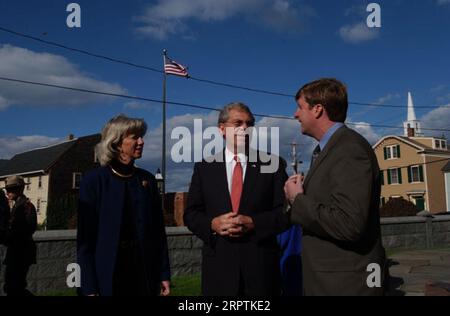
[380,171,384,186]
[441,140,447,150]
[408,165,424,183]
[435,140,441,149]
[389,169,398,184]
[380,197,386,207]
[38,176,42,189]
[36,198,41,214]
[384,145,401,160]
[73,173,82,189]
[26,177,31,191]
[387,168,402,185]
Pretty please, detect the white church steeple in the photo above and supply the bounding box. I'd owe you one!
[403,92,422,137]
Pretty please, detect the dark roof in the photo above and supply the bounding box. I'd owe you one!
[0,139,76,177]
[0,160,9,170]
[398,136,428,149]
[397,136,450,155]
[443,161,450,172]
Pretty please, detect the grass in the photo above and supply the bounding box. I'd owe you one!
[40,274,201,296]
[40,288,77,296]
[170,274,201,296]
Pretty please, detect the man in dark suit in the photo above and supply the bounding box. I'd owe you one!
[2,175,37,296]
[0,189,8,244]
[284,78,386,296]
[184,102,289,296]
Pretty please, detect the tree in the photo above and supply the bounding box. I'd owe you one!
[46,193,78,230]
[380,197,419,217]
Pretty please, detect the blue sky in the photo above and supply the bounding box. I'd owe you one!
[1,0,450,191]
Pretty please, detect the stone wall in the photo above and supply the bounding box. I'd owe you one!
[0,227,201,296]
[0,215,449,295]
[0,230,76,296]
[166,227,202,277]
[381,215,450,249]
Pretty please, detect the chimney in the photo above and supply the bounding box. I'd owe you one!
[407,127,415,138]
[67,134,74,140]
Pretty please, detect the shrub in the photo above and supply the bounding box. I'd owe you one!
[380,197,419,217]
[46,193,78,230]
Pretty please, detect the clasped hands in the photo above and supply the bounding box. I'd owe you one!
[211,213,255,238]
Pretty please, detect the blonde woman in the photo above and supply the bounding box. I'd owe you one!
[77,114,170,296]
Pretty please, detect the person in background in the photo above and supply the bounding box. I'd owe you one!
[2,175,37,296]
[277,224,302,296]
[0,189,8,245]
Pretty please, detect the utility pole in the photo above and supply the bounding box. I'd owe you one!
[289,141,303,175]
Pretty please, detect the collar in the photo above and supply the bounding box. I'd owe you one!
[225,147,247,163]
[319,122,344,151]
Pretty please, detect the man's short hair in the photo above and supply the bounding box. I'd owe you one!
[295,78,348,123]
[218,102,255,126]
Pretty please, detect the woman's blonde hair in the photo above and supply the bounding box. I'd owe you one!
[95,114,147,166]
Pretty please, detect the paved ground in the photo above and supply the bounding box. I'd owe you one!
[387,248,450,296]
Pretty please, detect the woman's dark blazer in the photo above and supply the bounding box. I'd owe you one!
[77,166,170,296]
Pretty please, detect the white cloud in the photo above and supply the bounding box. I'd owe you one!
[430,84,447,93]
[437,0,450,5]
[436,94,450,104]
[134,0,314,40]
[421,105,450,138]
[348,122,381,145]
[344,5,367,17]
[375,93,401,105]
[0,44,127,109]
[339,22,379,43]
[0,135,61,159]
[255,116,317,174]
[427,85,450,103]
[165,166,196,192]
[141,111,219,163]
[351,93,401,121]
[123,101,160,112]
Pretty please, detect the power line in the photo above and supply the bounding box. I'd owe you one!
[0,26,447,109]
[349,102,442,109]
[0,26,164,74]
[189,77,293,98]
[1,76,449,133]
[0,26,290,98]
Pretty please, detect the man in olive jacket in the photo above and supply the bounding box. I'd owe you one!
[285,79,386,296]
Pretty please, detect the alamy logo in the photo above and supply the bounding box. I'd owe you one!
[366,3,381,28]
[66,3,81,28]
[366,263,381,288]
[66,263,81,288]
[170,120,280,174]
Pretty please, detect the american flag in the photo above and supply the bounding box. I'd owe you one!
[164,56,189,78]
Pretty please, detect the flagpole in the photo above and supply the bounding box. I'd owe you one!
[162,49,167,210]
